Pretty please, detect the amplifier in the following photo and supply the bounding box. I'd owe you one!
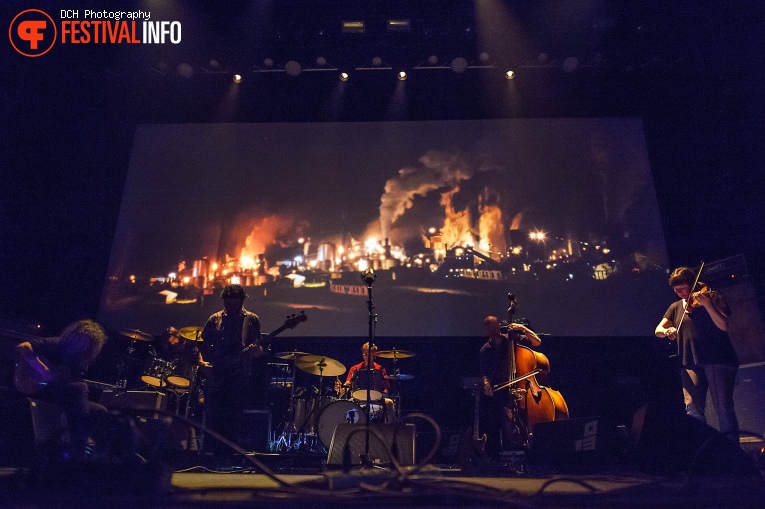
[100,390,167,413]
[703,254,748,285]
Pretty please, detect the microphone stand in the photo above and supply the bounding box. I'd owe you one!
[361,269,377,467]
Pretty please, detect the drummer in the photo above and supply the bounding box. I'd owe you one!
[335,342,394,423]
[156,327,205,367]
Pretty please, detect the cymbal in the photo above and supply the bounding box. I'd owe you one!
[376,349,415,359]
[120,329,153,342]
[274,351,311,360]
[295,355,346,377]
[178,326,204,341]
[385,373,414,381]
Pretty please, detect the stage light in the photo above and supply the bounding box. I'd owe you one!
[177,62,194,79]
[562,56,579,73]
[317,56,327,66]
[340,72,349,81]
[428,55,438,65]
[451,57,468,74]
[387,19,411,32]
[285,60,302,77]
[372,56,383,66]
[398,71,407,81]
[233,74,242,83]
[263,58,274,68]
[505,70,515,80]
[479,52,490,63]
[342,20,365,34]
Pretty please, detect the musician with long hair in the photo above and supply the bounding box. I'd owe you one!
[15,319,108,459]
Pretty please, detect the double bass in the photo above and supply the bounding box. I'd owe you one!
[499,292,568,448]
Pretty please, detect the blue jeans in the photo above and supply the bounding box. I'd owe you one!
[681,364,739,442]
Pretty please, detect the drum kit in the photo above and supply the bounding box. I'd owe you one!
[271,348,416,453]
[117,327,416,455]
[117,327,204,417]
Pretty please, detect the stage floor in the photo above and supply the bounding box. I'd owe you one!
[2,462,765,508]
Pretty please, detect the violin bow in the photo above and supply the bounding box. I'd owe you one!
[676,260,705,335]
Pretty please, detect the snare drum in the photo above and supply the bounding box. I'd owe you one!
[141,358,173,387]
[316,400,366,448]
[351,368,384,401]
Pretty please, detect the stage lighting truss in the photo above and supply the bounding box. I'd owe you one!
[253,57,339,75]
[153,51,599,83]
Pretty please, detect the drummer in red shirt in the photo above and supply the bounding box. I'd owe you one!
[335,342,394,422]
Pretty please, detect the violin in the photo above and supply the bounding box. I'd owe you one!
[687,285,712,310]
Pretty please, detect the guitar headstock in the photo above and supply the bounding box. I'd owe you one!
[284,311,308,329]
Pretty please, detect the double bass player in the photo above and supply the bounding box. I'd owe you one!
[479,315,542,456]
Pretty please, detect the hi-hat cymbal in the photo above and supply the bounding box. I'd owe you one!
[295,355,346,377]
[120,329,154,342]
[385,373,414,381]
[274,351,311,360]
[178,326,204,341]
[376,349,415,359]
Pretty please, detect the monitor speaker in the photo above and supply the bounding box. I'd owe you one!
[327,423,415,467]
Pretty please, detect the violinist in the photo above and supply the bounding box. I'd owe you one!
[479,315,541,456]
[655,266,739,442]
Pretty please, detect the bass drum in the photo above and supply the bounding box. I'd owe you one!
[316,400,366,448]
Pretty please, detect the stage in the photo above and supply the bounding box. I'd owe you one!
[2,462,764,508]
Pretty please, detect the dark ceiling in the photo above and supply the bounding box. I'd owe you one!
[1,0,764,331]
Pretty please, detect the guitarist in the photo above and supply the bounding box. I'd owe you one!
[15,319,109,459]
[200,284,264,460]
[478,315,541,457]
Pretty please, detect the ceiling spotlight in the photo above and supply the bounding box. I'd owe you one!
[505,70,515,80]
[263,58,274,68]
[372,56,383,67]
[209,59,220,70]
[339,72,349,81]
[317,56,327,66]
[427,55,438,65]
[398,71,407,81]
[233,74,242,83]
[387,19,411,32]
[342,20,365,34]
[479,52,490,63]
[285,60,302,77]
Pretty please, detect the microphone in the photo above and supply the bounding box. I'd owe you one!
[361,268,377,286]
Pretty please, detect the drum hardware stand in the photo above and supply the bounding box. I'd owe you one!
[116,337,140,390]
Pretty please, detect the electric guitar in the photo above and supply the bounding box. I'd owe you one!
[458,377,488,470]
[203,312,307,384]
[471,384,488,452]
[14,355,117,396]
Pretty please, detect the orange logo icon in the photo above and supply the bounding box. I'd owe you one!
[9,9,57,57]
